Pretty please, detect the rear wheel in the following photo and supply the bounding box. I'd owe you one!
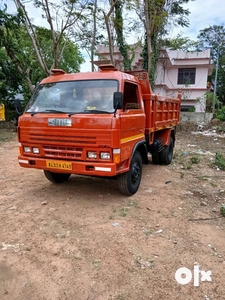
[118,151,142,196]
[159,137,174,165]
[44,170,71,183]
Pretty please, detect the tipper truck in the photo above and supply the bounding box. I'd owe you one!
[16,64,181,196]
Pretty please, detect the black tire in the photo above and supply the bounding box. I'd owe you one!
[118,151,142,196]
[152,152,160,164]
[44,170,71,183]
[159,137,174,165]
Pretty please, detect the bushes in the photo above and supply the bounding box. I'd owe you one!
[215,106,225,121]
[214,153,225,171]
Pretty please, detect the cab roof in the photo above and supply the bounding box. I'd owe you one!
[41,64,139,85]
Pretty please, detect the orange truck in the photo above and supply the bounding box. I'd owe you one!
[16,65,181,195]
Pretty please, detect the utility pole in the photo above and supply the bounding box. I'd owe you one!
[213,43,220,115]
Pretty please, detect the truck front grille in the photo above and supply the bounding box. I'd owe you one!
[43,145,83,159]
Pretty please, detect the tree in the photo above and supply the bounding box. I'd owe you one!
[0,5,31,101]
[13,0,86,75]
[133,0,192,78]
[113,0,131,70]
[197,25,225,106]
[0,5,84,107]
[101,0,118,66]
[162,33,198,51]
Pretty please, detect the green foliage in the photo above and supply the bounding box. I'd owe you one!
[142,0,192,78]
[205,92,221,112]
[141,33,148,72]
[162,33,198,51]
[220,204,225,217]
[34,27,84,74]
[215,106,225,121]
[197,25,225,60]
[0,7,84,120]
[114,0,131,70]
[197,25,225,106]
[214,152,225,170]
[188,106,195,112]
[190,156,200,164]
[216,125,225,132]
[166,0,191,28]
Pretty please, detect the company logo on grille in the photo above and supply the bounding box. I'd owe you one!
[48,118,72,127]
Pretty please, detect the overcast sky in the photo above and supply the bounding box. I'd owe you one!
[1,0,224,71]
[171,0,225,39]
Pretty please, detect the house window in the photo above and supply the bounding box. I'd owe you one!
[178,68,196,85]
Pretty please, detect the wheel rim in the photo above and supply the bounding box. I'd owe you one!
[131,162,141,185]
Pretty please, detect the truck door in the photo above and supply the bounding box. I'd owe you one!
[119,81,145,162]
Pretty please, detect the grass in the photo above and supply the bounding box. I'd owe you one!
[220,204,225,217]
[214,152,225,171]
[119,207,129,217]
[190,156,200,164]
[144,229,154,235]
[110,201,139,219]
[197,175,208,181]
[216,125,225,133]
[0,129,15,143]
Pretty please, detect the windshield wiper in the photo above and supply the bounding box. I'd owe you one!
[84,110,111,114]
[68,110,111,117]
[30,111,40,116]
[44,109,66,113]
[30,109,67,116]
[68,111,86,117]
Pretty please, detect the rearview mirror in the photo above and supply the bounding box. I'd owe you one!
[113,92,123,109]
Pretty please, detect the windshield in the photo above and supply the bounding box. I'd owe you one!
[26,80,118,114]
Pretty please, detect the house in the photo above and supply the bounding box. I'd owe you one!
[93,45,214,112]
[155,48,214,112]
[93,44,143,71]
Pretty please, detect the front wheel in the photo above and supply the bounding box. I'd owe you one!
[44,170,71,183]
[159,137,174,165]
[118,151,142,196]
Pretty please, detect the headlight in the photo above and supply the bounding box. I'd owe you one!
[100,152,110,159]
[87,151,97,159]
[32,147,40,154]
[24,146,31,153]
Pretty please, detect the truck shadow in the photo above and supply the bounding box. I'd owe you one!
[42,174,126,201]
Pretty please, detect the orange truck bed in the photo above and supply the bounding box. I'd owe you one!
[126,70,181,132]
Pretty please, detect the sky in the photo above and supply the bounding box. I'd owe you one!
[1,0,224,71]
[171,0,225,40]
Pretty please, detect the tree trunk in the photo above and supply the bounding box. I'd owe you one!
[91,0,97,71]
[144,0,152,75]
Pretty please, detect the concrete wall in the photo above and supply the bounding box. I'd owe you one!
[180,112,213,123]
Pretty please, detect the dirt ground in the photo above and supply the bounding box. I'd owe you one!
[0,121,225,300]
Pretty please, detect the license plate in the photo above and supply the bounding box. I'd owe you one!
[46,160,72,170]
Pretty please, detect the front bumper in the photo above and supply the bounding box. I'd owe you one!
[18,155,118,177]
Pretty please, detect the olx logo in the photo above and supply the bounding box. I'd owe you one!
[175,266,212,287]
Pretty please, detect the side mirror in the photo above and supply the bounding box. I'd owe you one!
[113,92,123,109]
[14,99,22,115]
